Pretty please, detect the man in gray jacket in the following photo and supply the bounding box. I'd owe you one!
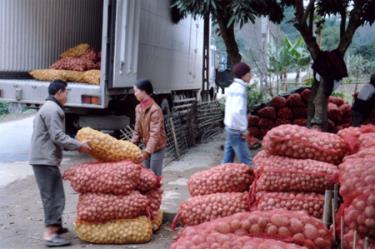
[29,80,90,247]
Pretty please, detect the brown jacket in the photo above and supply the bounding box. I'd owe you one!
[131,100,166,154]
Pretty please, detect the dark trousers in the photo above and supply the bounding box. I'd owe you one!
[32,165,65,227]
[352,110,365,127]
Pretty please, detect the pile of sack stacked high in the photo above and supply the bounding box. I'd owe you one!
[30,43,101,85]
[63,127,163,244]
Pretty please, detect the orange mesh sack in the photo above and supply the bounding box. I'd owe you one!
[172,192,249,228]
[77,192,150,222]
[171,230,309,249]
[175,210,332,249]
[253,152,338,193]
[253,192,324,218]
[63,161,141,194]
[187,163,254,196]
[263,124,347,164]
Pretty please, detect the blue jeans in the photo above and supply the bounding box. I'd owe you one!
[222,127,252,166]
[144,149,165,176]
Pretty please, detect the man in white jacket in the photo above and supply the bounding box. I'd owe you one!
[223,62,252,166]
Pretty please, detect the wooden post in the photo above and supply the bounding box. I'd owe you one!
[353,230,357,249]
[364,237,369,249]
[332,199,336,242]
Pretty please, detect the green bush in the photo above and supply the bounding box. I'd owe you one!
[0,102,9,115]
[247,85,267,112]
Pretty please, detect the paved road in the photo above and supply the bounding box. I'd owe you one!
[0,116,34,163]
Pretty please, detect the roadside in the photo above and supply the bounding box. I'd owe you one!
[0,133,224,249]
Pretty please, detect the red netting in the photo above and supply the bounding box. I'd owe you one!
[271,96,287,109]
[258,107,277,120]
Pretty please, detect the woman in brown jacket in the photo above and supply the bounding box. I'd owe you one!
[131,79,167,176]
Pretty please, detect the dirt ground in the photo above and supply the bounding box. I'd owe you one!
[0,133,227,249]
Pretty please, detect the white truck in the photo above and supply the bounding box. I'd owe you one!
[0,0,214,133]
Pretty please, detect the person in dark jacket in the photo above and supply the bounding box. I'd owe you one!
[131,79,167,176]
[352,73,375,126]
[29,80,91,247]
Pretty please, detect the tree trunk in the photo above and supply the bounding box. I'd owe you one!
[312,78,329,131]
[216,16,241,66]
[307,78,319,127]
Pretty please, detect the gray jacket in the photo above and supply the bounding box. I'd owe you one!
[29,100,82,166]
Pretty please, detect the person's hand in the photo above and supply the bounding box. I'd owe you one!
[79,141,91,153]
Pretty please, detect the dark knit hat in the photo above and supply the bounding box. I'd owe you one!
[135,79,153,95]
[48,80,67,95]
[232,62,251,78]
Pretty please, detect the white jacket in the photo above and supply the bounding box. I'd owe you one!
[224,78,248,132]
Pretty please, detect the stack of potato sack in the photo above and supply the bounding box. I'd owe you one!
[171,164,254,229]
[250,124,345,219]
[63,127,163,244]
[30,43,101,85]
[335,125,375,248]
[170,210,333,249]
[247,88,352,141]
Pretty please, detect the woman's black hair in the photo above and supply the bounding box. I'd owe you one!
[135,79,154,95]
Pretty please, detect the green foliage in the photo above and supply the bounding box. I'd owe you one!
[303,77,314,87]
[247,84,267,111]
[0,102,9,116]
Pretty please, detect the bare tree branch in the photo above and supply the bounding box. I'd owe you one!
[339,10,347,40]
[303,0,315,25]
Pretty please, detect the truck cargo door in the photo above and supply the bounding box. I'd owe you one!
[111,0,141,88]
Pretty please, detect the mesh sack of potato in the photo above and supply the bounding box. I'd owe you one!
[187,163,254,196]
[263,124,347,165]
[171,231,309,249]
[145,187,163,226]
[171,192,250,229]
[60,43,90,58]
[253,192,325,218]
[77,192,150,222]
[137,168,162,193]
[63,160,141,194]
[152,210,163,231]
[82,70,100,85]
[29,69,68,81]
[76,127,142,162]
[75,216,153,244]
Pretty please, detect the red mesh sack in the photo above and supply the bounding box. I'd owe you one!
[328,119,336,132]
[176,210,332,249]
[342,230,375,249]
[339,104,352,118]
[276,118,291,126]
[343,148,375,161]
[359,133,375,150]
[137,167,161,193]
[339,157,375,200]
[258,106,277,120]
[366,110,375,124]
[278,107,293,120]
[188,164,254,196]
[293,119,307,127]
[252,192,324,218]
[171,230,308,249]
[337,127,361,154]
[271,96,287,109]
[50,56,99,71]
[329,96,345,107]
[77,191,150,222]
[263,124,347,165]
[328,103,342,124]
[253,153,338,193]
[258,118,275,130]
[145,187,163,225]
[248,115,260,127]
[260,128,269,138]
[292,107,307,119]
[63,161,141,194]
[246,134,261,148]
[249,127,261,138]
[338,190,375,238]
[287,93,304,107]
[172,192,249,228]
[359,124,375,133]
[300,89,311,103]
